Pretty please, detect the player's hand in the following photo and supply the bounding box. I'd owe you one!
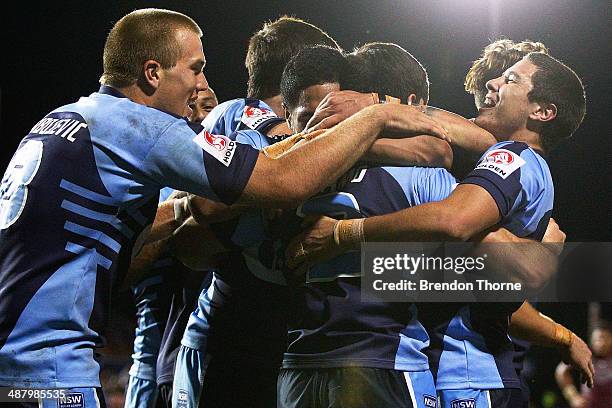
[559,334,595,388]
[187,196,248,225]
[542,217,566,256]
[285,215,344,276]
[304,91,377,133]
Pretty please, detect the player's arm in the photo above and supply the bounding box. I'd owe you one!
[148,192,248,244]
[238,103,448,208]
[512,302,594,389]
[362,183,499,241]
[285,183,499,272]
[123,237,171,289]
[303,91,456,169]
[475,219,564,291]
[362,136,453,170]
[424,107,497,156]
[265,130,453,170]
[169,217,231,271]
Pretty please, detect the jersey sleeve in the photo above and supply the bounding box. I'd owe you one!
[460,142,529,218]
[234,129,272,150]
[202,98,285,136]
[145,120,259,205]
[421,168,457,203]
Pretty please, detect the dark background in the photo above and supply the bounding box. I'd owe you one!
[1,1,610,406]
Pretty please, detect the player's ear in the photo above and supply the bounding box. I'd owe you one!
[530,102,557,123]
[143,60,162,90]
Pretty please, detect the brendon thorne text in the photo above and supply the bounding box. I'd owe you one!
[372,279,522,292]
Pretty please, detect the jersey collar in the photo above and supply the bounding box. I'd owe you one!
[98,85,128,98]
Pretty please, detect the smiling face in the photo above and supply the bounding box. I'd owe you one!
[188,88,218,123]
[474,57,542,140]
[286,82,340,133]
[153,28,208,117]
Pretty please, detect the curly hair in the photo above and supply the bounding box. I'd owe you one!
[465,39,549,106]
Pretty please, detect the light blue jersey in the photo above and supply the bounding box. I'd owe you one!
[428,141,554,391]
[0,86,259,388]
[283,165,457,371]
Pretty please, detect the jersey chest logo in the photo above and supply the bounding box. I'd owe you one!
[241,105,277,130]
[193,130,236,167]
[476,148,525,179]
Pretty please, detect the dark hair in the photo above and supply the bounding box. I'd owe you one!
[100,8,202,87]
[465,39,549,107]
[526,52,586,150]
[343,42,429,104]
[280,46,348,110]
[245,16,340,100]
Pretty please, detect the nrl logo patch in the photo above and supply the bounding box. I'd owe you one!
[476,148,525,179]
[193,130,236,167]
[241,105,278,130]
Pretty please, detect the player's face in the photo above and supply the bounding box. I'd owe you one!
[474,57,540,139]
[156,29,208,117]
[287,82,340,133]
[188,89,219,123]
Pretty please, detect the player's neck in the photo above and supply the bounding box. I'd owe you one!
[116,85,152,107]
[262,94,285,118]
[509,129,544,154]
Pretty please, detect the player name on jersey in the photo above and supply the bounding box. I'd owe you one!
[29,117,87,142]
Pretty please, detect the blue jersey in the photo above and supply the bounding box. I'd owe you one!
[202,98,285,136]
[181,130,290,366]
[0,87,259,387]
[128,187,175,382]
[283,165,457,371]
[427,141,553,390]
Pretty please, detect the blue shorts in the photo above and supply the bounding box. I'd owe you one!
[278,368,437,408]
[438,388,525,408]
[5,387,105,408]
[172,345,209,408]
[124,376,159,408]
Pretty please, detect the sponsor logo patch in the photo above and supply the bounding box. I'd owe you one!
[58,392,84,408]
[241,105,278,130]
[450,398,476,408]
[193,130,236,167]
[475,148,525,179]
[423,394,437,407]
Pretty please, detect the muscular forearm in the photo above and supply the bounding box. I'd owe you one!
[363,136,453,169]
[509,302,573,348]
[241,105,384,207]
[479,229,559,291]
[123,238,170,288]
[171,218,229,270]
[146,197,190,243]
[360,185,498,243]
[426,107,497,155]
[510,302,558,346]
